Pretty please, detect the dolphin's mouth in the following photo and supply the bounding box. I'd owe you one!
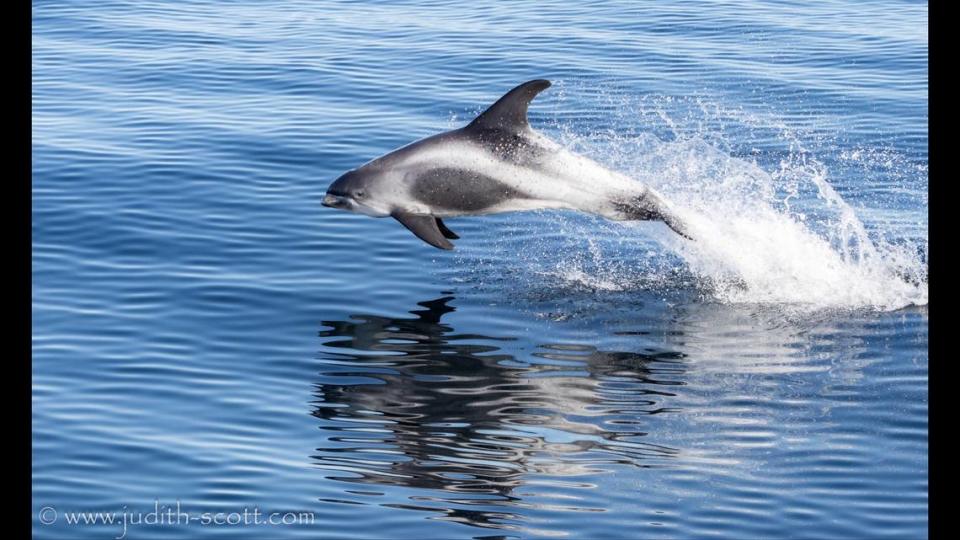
[322,193,350,209]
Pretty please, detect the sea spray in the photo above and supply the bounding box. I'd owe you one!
[543,92,927,311]
[645,138,926,311]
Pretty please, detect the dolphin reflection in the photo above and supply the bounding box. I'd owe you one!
[311,296,686,530]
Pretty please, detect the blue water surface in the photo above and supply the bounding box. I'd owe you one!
[33,1,927,539]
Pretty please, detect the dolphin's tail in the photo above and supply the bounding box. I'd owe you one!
[606,190,693,240]
[654,207,693,240]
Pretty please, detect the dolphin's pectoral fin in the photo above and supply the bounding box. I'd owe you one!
[435,218,459,239]
[392,211,455,250]
[468,79,552,132]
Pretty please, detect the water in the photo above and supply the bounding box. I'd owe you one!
[33,1,927,538]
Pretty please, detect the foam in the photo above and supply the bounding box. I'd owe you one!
[540,94,928,312]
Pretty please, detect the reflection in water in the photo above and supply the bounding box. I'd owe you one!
[311,296,686,531]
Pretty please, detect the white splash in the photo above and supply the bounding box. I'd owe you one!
[630,135,927,311]
[539,92,928,312]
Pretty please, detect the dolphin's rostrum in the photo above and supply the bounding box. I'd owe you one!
[323,79,692,249]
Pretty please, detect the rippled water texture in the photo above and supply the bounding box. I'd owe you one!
[34,1,927,539]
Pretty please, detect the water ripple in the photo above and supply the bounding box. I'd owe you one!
[35,1,926,538]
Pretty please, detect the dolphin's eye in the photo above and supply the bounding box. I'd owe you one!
[355,190,366,199]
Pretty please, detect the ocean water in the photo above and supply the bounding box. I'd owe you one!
[33,1,928,539]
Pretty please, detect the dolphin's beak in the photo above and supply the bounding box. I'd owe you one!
[322,193,345,208]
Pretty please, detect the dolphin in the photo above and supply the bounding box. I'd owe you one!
[322,79,691,250]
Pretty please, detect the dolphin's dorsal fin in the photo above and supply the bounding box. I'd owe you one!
[467,79,551,133]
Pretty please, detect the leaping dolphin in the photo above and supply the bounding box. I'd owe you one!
[323,79,691,249]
